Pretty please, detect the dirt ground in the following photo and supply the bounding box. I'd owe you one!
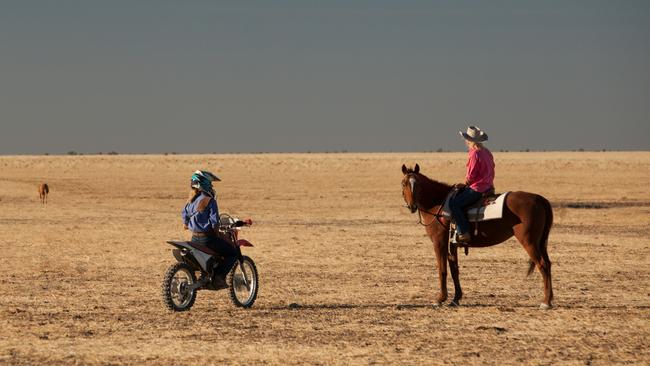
[1,152,648,365]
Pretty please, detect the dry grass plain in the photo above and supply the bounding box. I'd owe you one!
[0,152,648,365]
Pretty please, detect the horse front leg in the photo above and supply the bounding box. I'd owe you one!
[448,242,462,306]
[433,240,448,306]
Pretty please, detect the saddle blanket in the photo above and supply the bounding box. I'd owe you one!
[442,192,510,222]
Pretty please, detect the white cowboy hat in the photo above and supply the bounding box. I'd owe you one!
[459,126,488,143]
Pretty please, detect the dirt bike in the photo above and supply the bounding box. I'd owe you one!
[161,213,259,311]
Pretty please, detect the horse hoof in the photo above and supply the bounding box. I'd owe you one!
[539,303,552,310]
[448,301,460,307]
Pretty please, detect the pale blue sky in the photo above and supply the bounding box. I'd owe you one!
[1,1,648,153]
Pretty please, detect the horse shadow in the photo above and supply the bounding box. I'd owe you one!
[262,302,643,311]
[264,303,449,311]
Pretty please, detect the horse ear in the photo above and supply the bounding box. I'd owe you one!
[401,164,408,174]
[414,164,420,174]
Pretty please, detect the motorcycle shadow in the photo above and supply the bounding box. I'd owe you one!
[267,303,432,311]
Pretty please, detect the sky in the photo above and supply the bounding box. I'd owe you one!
[1,0,648,154]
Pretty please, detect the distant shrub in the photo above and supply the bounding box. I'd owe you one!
[436,148,444,153]
[107,151,118,155]
[67,151,78,155]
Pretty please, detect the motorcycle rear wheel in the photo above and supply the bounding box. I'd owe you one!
[228,256,259,308]
[161,262,197,311]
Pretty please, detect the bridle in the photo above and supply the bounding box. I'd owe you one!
[403,173,450,228]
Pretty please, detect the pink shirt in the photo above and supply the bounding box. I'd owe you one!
[466,148,495,193]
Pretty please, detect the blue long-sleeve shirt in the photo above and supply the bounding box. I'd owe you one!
[181,192,220,233]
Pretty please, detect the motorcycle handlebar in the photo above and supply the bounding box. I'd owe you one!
[226,219,253,229]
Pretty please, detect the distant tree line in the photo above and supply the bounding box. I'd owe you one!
[39,148,616,155]
[65,151,119,155]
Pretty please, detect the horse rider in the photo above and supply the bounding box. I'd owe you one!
[181,170,238,288]
[449,126,495,243]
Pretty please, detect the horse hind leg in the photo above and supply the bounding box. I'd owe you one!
[539,248,553,308]
[538,198,554,308]
[528,249,553,309]
[516,230,553,309]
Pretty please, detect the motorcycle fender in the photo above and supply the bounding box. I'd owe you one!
[237,239,254,247]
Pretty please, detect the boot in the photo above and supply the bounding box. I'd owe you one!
[212,275,228,290]
[456,232,471,243]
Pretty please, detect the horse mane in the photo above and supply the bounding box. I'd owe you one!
[405,168,452,210]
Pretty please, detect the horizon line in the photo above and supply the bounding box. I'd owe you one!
[1,149,648,157]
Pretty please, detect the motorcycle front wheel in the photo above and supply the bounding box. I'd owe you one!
[161,262,197,311]
[228,256,259,308]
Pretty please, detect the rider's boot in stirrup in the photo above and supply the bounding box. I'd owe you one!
[456,232,471,243]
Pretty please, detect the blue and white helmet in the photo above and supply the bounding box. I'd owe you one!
[191,170,220,195]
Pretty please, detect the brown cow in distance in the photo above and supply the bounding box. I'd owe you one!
[39,183,49,204]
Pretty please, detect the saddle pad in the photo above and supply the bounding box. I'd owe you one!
[442,192,510,222]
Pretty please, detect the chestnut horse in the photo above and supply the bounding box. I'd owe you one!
[401,164,554,309]
[39,183,49,204]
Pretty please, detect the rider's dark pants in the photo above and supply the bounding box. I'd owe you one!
[192,235,238,279]
[449,187,482,235]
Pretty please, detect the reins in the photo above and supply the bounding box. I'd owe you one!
[417,205,448,227]
[415,183,459,229]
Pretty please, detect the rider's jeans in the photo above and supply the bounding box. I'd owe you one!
[192,235,238,279]
[449,187,482,235]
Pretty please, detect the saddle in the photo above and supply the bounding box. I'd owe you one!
[442,189,509,222]
[443,189,510,256]
[465,188,499,220]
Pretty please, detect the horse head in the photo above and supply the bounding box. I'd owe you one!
[401,164,420,213]
[401,164,452,213]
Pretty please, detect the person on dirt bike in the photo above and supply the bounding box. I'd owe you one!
[449,126,495,243]
[181,170,238,288]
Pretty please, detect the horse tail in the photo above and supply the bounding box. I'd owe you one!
[527,196,554,277]
[540,196,553,256]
